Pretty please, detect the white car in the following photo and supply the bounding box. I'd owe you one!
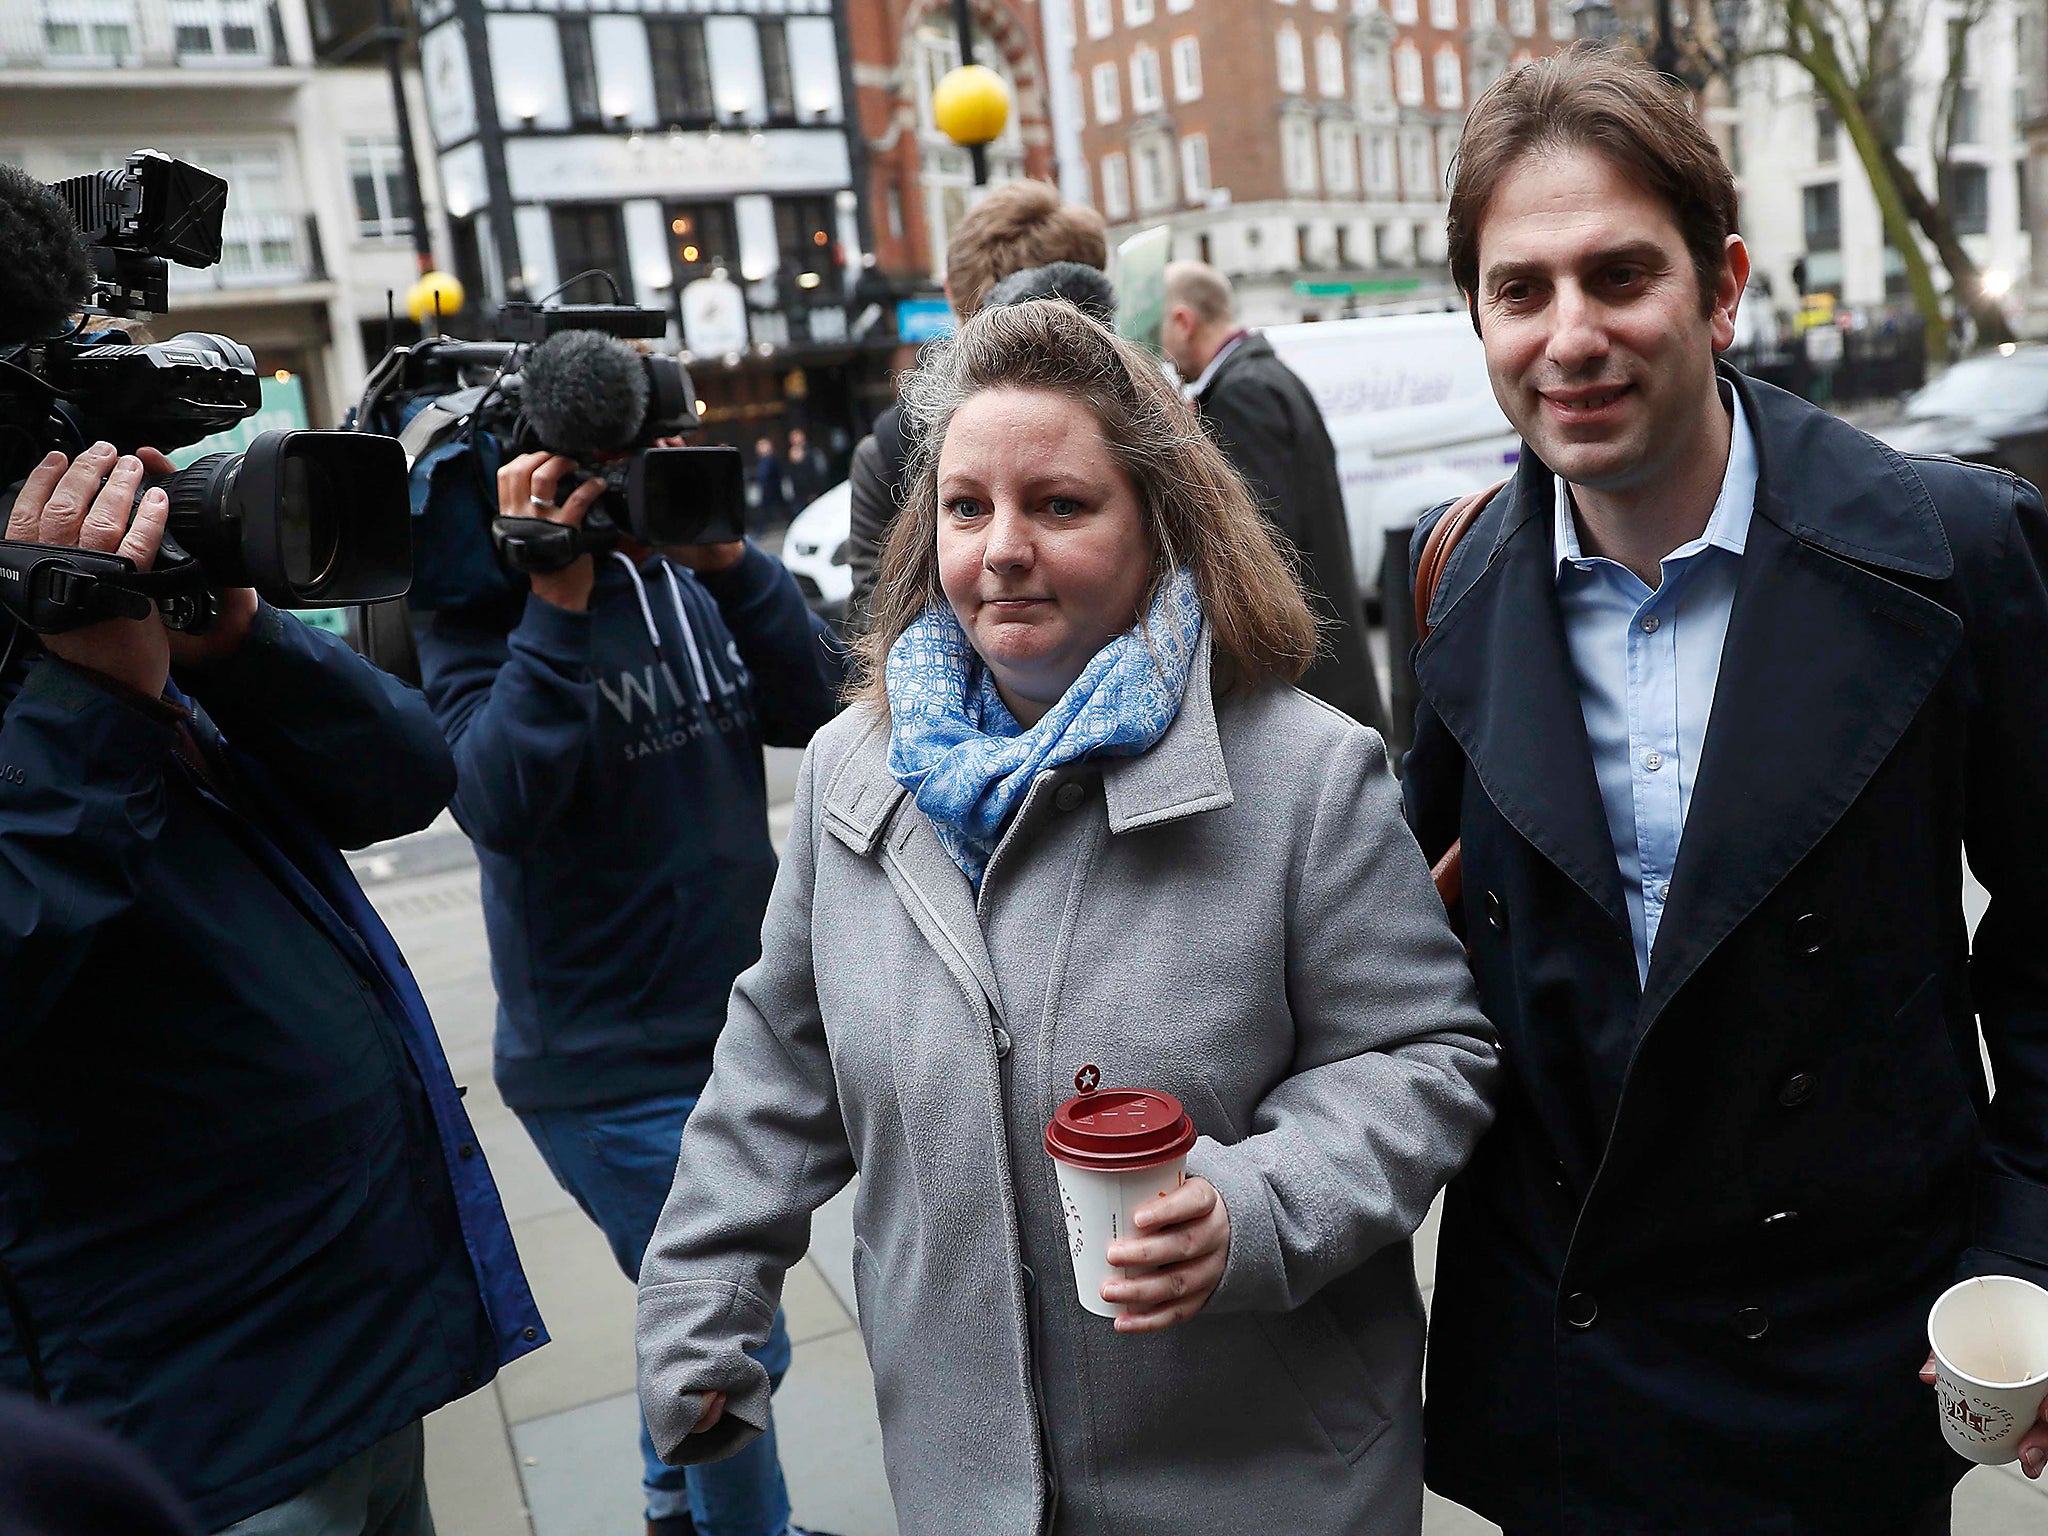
[780,479,853,625]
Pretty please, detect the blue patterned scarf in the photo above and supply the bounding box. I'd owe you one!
[885,569,1204,887]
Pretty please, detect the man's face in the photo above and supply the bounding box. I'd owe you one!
[789,430,807,457]
[1472,145,1746,493]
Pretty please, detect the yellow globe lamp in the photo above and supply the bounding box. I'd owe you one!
[405,270,466,327]
[932,63,1010,148]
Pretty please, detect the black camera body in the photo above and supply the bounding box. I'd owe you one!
[0,150,413,635]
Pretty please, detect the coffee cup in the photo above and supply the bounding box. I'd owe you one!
[1927,1274,2048,1464]
[1043,1084,1197,1318]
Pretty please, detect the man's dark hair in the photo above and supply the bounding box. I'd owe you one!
[1446,46,1739,322]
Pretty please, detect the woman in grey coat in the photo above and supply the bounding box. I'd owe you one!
[636,300,1497,1535]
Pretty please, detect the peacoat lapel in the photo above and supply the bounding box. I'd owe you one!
[1415,450,1634,940]
[1637,369,1964,1027]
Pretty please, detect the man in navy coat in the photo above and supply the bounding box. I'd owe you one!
[1406,51,2048,1535]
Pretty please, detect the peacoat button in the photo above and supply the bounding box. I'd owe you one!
[1552,1161,1568,1194]
[992,1025,1012,1059]
[1735,1306,1770,1341]
[1789,912,1829,958]
[1485,890,1508,933]
[1021,1264,1037,1295]
[1761,1210,1801,1231]
[1564,1291,1598,1329]
[1777,1072,1816,1108]
[1054,781,1085,812]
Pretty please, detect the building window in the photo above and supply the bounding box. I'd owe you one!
[649,19,714,124]
[559,18,602,128]
[1430,0,1457,26]
[1726,122,1743,175]
[1944,162,1989,234]
[773,195,838,282]
[1366,129,1396,194]
[667,201,739,280]
[1437,124,1460,192]
[1167,0,1193,13]
[1953,83,1981,145]
[1084,0,1113,38]
[1093,61,1122,121]
[1391,0,1419,22]
[1131,45,1163,111]
[1321,121,1357,193]
[1134,138,1173,211]
[1434,46,1462,109]
[1358,40,1393,109]
[1814,101,1838,163]
[1277,25,1306,92]
[1284,115,1319,193]
[347,138,412,240]
[1124,0,1154,22]
[551,204,632,302]
[1549,0,1573,36]
[758,19,797,121]
[1471,0,1496,24]
[43,0,138,60]
[1180,132,1211,200]
[1508,0,1534,33]
[1400,127,1434,200]
[1394,41,1423,105]
[1101,151,1131,218]
[169,0,264,56]
[1802,180,1841,251]
[1315,30,1344,96]
[1172,34,1202,100]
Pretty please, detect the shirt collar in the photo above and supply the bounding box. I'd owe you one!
[1182,329,1250,402]
[1554,380,1758,575]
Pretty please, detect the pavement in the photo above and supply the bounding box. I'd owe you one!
[355,751,2048,1536]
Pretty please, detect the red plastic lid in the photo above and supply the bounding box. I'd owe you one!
[1043,1087,1196,1171]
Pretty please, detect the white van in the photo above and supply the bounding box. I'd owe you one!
[1261,311,1519,600]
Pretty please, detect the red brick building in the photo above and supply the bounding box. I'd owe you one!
[1056,0,1574,321]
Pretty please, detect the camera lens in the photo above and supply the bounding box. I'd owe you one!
[279,451,340,592]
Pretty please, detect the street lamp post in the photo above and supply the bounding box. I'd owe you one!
[949,0,989,186]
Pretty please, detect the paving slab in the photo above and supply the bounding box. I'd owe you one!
[498,1208,640,1425]
[424,1383,531,1536]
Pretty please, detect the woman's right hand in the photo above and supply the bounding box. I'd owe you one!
[498,451,605,611]
[692,1391,727,1435]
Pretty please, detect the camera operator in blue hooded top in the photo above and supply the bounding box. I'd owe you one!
[413,428,845,1536]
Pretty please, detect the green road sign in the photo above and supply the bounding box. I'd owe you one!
[1291,278,1426,297]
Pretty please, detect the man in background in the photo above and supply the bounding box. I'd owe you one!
[1163,260,1386,732]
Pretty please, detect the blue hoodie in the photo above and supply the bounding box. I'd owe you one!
[416,545,842,1111]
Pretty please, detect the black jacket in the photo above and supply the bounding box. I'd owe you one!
[1403,367,2048,1534]
[847,404,910,634]
[1194,333,1385,733]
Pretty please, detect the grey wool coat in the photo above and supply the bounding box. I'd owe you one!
[636,632,1498,1535]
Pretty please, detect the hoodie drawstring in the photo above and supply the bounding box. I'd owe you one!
[659,561,724,701]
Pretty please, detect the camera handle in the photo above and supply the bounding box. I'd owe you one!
[488,511,624,575]
[0,539,220,635]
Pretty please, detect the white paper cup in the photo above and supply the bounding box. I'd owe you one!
[1050,1154,1188,1318]
[1927,1275,2048,1464]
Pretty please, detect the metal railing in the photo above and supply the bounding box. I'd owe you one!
[0,0,288,69]
[168,210,321,291]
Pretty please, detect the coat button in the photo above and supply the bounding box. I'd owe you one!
[1021,1264,1037,1295]
[1761,1210,1801,1231]
[1735,1306,1770,1341]
[1552,1161,1569,1194]
[992,1025,1012,1059]
[1485,890,1507,933]
[522,1325,539,1341]
[1789,912,1829,958]
[1054,781,1085,812]
[458,1142,477,1160]
[1777,1073,1815,1108]
[1564,1291,1599,1329]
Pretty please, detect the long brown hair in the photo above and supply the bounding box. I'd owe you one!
[850,298,1318,718]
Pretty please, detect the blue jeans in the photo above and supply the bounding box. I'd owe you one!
[519,1093,795,1536]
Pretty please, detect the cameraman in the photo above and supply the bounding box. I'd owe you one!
[0,443,546,1533]
[414,447,842,1536]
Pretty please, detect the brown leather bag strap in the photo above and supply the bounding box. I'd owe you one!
[1410,480,1503,914]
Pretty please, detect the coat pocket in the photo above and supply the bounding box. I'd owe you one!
[1254,1294,1394,1464]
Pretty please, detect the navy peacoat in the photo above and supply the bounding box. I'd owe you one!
[1403,367,2048,1535]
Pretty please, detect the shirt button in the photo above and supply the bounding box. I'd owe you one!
[1054,782,1085,812]
[1641,615,1661,633]
[1657,882,1671,902]
[522,1325,539,1341]
[1643,751,1665,772]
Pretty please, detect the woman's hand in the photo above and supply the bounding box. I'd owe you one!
[1102,1176,1230,1333]
[691,1391,728,1435]
[499,451,605,611]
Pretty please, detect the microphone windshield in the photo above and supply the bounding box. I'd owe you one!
[0,163,95,348]
[521,329,649,457]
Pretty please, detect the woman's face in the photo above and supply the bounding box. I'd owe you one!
[936,387,1154,726]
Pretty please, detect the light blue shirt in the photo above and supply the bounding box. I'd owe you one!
[1555,386,1757,984]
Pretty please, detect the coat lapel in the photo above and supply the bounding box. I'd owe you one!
[1415,454,1633,935]
[1638,371,1963,1025]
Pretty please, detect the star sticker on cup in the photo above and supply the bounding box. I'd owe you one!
[1075,1064,1101,1094]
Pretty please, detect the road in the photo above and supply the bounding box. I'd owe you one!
[355,753,2046,1536]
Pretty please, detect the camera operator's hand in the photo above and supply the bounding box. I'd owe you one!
[501,451,605,611]
[6,443,173,698]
